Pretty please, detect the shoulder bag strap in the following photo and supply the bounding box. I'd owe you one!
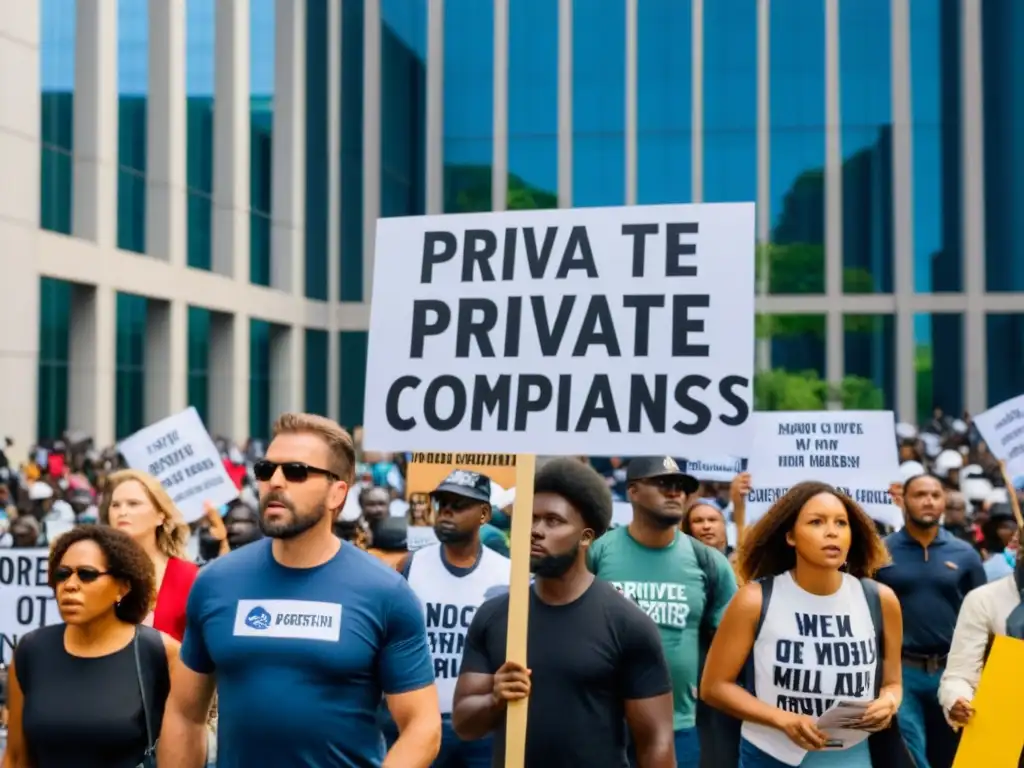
[859,577,885,697]
[132,628,155,752]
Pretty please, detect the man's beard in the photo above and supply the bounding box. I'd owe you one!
[259,492,326,539]
[640,502,684,530]
[530,541,579,578]
[434,522,474,545]
[908,509,940,528]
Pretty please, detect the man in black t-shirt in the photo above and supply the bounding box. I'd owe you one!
[451,458,675,767]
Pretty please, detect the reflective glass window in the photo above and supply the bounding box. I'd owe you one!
[573,0,625,207]
[305,328,329,416]
[843,314,895,409]
[40,0,75,235]
[755,314,828,410]
[250,0,275,286]
[637,0,690,205]
[339,331,368,430]
[508,0,558,210]
[186,0,215,270]
[839,0,893,294]
[115,293,148,439]
[188,306,210,425]
[910,0,962,292]
[913,312,963,423]
[305,0,330,299]
[986,314,1024,406]
[381,0,426,219]
[37,277,72,440]
[981,1,1024,291]
[443,0,493,213]
[249,318,272,439]
[117,0,149,254]
[340,0,364,301]
[768,1,825,295]
[703,0,756,205]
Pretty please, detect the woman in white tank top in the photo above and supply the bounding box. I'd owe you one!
[699,481,904,767]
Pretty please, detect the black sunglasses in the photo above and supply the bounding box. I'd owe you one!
[432,495,480,512]
[53,566,113,584]
[640,477,692,494]
[253,460,338,483]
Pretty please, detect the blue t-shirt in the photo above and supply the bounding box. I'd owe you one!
[180,539,435,767]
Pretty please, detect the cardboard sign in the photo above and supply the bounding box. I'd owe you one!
[118,406,239,523]
[746,411,903,529]
[0,548,61,664]
[405,451,518,500]
[952,636,1024,768]
[973,394,1024,485]
[363,203,756,457]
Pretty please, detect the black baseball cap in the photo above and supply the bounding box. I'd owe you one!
[431,469,492,504]
[626,456,699,494]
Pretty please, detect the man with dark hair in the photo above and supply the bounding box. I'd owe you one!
[588,456,737,767]
[875,472,986,768]
[451,458,676,767]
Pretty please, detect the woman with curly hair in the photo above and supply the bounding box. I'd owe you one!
[3,526,179,768]
[101,469,198,641]
[700,481,908,767]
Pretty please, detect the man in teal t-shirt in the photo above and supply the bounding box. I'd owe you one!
[588,456,736,767]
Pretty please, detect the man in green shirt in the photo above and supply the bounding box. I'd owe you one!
[588,456,737,767]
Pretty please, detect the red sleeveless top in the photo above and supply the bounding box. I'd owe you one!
[152,556,199,641]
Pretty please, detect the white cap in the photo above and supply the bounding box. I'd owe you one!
[961,477,992,502]
[961,463,984,479]
[919,433,942,458]
[28,482,54,501]
[952,419,968,434]
[935,449,964,475]
[895,422,918,440]
[986,488,1010,506]
[899,460,926,482]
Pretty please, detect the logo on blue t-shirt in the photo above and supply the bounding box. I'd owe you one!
[245,606,272,630]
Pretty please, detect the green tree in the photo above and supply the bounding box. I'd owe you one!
[754,369,887,411]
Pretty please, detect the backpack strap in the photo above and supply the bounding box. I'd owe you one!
[859,578,885,697]
[741,576,774,694]
[690,536,720,647]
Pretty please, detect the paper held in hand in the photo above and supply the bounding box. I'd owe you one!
[815,700,872,751]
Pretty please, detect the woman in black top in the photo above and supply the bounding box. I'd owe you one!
[3,525,179,768]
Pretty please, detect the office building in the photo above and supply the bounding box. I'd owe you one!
[1,0,1022,451]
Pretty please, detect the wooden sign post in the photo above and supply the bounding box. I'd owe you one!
[502,453,537,768]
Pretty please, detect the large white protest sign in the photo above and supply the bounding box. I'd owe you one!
[119,407,238,523]
[363,203,756,456]
[973,394,1024,484]
[746,411,903,529]
[0,549,60,664]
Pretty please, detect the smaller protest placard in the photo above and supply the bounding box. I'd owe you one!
[952,636,1024,768]
[973,394,1024,484]
[405,451,518,500]
[682,457,746,483]
[407,526,439,551]
[119,406,238,523]
[0,548,61,665]
[746,411,903,529]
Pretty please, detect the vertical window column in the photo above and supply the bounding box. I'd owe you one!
[209,312,250,444]
[69,284,117,448]
[212,0,250,280]
[144,298,188,422]
[272,0,306,294]
[147,0,186,265]
[73,0,118,247]
[269,324,305,418]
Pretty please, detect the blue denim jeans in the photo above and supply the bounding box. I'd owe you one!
[432,716,493,768]
[739,739,872,767]
[899,663,960,768]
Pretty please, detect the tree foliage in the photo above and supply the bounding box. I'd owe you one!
[754,369,886,411]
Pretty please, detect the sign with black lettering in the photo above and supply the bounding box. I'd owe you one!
[0,549,60,665]
[363,203,756,456]
[746,411,902,528]
[118,406,238,523]
[973,394,1024,484]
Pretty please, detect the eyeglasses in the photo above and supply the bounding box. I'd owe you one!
[53,566,113,584]
[253,460,338,483]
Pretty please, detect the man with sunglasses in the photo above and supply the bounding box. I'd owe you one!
[396,469,511,767]
[159,413,441,768]
[588,456,738,767]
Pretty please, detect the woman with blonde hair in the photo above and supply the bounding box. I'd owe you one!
[100,469,198,642]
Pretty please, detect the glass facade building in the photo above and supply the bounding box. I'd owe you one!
[1,0,1020,451]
